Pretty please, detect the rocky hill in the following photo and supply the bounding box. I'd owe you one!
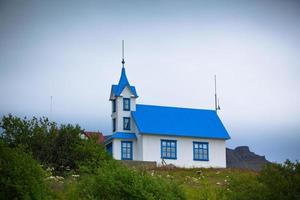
[226,146,270,171]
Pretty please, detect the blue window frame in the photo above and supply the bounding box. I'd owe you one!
[121,141,133,160]
[123,117,131,130]
[112,99,116,112]
[193,142,209,161]
[123,98,130,111]
[112,118,116,132]
[106,142,113,156]
[161,140,177,159]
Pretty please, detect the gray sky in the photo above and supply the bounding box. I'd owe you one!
[0,0,300,163]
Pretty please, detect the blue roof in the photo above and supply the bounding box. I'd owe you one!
[105,132,137,143]
[132,104,230,140]
[111,67,138,97]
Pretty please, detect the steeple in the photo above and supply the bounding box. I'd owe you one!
[117,67,130,89]
[112,66,137,97]
[109,41,138,100]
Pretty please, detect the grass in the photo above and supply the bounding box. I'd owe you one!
[146,167,258,200]
[47,166,258,200]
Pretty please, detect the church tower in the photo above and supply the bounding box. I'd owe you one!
[109,41,138,134]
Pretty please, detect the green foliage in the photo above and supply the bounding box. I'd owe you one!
[227,172,265,200]
[0,140,50,200]
[227,160,300,200]
[0,114,109,173]
[1,115,185,199]
[258,160,300,200]
[78,160,185,200]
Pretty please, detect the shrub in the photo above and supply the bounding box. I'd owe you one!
[78,160,186,200]
[227,172,265,200]
[0,140,50,199]
[228,161,300,200]
[0,115,110,174]
[258,160,300,200]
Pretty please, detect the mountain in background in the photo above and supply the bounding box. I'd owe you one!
[226,146,271,171]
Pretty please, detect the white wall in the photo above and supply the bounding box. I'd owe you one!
[137,133,143,160]
[111,86,137,133]
[140,134,226,168]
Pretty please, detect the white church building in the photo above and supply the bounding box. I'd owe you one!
[104,61,230,168]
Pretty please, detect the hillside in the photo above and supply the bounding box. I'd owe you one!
[226,146,270,171]
[149,167,258,200]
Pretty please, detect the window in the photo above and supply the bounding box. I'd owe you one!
[193,142,209,161]
[161,140,177,159]
[112,99,116,112]
[123,117,131,130]
[112,118,116,132]
[121,141,133,160]
[123,98,130,111]
[106,142,113,156]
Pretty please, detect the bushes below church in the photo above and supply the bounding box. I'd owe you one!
[0,141,50,199]
[77,160,185,200]
[0,115,185,200]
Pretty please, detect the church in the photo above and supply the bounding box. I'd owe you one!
[104,56,230,168]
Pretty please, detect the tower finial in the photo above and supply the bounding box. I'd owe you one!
[121,40,125,68]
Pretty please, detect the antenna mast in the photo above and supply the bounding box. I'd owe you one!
[214,75,220,111]
[121,40,125,67]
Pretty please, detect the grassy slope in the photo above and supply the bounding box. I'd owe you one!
[148,168,258,200]
[48,167,258,200]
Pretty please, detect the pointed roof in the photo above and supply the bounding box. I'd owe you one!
[110,67,138,99]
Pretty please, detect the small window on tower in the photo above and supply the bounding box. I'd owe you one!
[112,118,116,132]
[123,117,131,130]
[112,100,116,113]
[123,98,130,111]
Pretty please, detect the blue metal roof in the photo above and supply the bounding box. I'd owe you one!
[132,104,230,140]
[111,67,138,98]
[105,132,137,143]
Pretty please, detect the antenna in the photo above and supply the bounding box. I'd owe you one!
[121,40,125,67]
[214,75,220,111]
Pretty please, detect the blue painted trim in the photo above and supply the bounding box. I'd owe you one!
[123,98,130,111]
[138,132,229,140]
[104,132,137,144]
[193,141,209,161]
[123,117,131,130]
[161,139,177,160]
[121,141,133,160]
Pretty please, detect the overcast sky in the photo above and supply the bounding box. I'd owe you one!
[0,0,300,163]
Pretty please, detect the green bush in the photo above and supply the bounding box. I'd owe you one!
[0,140,50,199]
[0,115,110,174]
[258,160,300,200]
[227,172,265,200]
[78,160,185,200]
[228,160,300,200]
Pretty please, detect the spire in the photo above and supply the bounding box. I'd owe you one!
[109,40,138,99]
[117,40,129,92]
[121,40,125,68]
[118,67,129,87]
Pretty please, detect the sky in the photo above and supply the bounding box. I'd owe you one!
[0,0,300,163]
